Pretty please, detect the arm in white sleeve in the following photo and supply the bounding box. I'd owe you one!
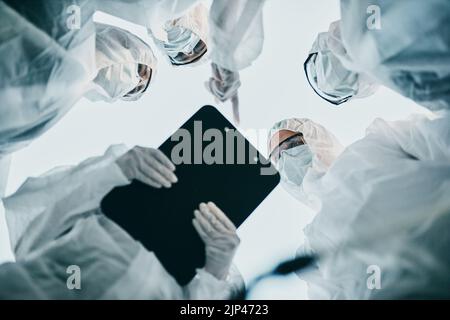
[183,265,245,300]
[93,0,151,27]
[3,144,130,255]
[94,0,195,29]
[103,245,244,300]
[374,112,450,162]
[209,0,265,71]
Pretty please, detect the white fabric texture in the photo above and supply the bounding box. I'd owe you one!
[295,112,450,299]
[269,118,345,174]
[306,21,379,104]
[0,0,97,156]
[339,0,450,111]
[0,155,11,197]
[208,0,265,71]
[269,118,344,210]
[0,1,155,156]
[84,23,157,102]
[150,2,209,47]
[1,144,242,299]
[97,0,265,71]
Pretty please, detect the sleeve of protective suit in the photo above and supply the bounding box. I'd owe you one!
[339,0,450,111]
[94,0,197,30]
[3,145,130,256]
[365,112,450,162]
[93,0,149,26]
[183,264,244,299]
[209,0,265,71]
[0,262,52,299]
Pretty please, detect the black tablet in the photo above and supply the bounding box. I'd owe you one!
[101,105,280,285]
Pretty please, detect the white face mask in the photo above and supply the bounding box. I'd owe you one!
[89,63,141,103]
[278,145,314,193]
[165,25,200,54]
[159,25,206,66]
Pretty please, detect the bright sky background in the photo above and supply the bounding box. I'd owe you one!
[0,0,428,299]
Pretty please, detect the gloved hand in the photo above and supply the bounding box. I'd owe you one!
[116,146,177,188]
[192,202,240,280]
[206,63,241,123]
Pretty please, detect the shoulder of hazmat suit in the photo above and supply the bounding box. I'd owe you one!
[0,0,98,156]
[296,111,450,299]
[208,0,265,71]
[0,1,156,156]
[339,0,450,111]
[0,144,243,299]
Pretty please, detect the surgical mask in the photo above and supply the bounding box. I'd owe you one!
[88,63,141,103]
[162,25,207,66]
[278,145,314,191]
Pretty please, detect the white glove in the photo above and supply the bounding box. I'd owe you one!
[192,202,240,280]
[116,146,178,188]
[206,63,241,123]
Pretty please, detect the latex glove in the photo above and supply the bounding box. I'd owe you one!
[116,146,177,188]
[192,202,240,280]
[206,63,241,123]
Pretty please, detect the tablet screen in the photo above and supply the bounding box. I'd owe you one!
[101,106,280,285]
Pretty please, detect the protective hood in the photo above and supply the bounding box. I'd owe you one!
[268,118,344,209]
[269,118,344,173]
[305,21,379,105]
[85,23,157,102]
[151,3,209,67]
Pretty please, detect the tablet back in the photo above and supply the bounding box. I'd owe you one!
[101,106,279,285]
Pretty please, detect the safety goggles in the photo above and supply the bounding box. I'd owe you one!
[269,132,306,162]
[122,64,152,100]
[169,40,208,66]
[304,53,353,106]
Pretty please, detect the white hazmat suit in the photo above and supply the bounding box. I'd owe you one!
[271,113,450,299]
[339,0,450,111]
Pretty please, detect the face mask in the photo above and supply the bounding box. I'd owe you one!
[162,25,206,66]
[278,145,314,191]
[89,63,141,103]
